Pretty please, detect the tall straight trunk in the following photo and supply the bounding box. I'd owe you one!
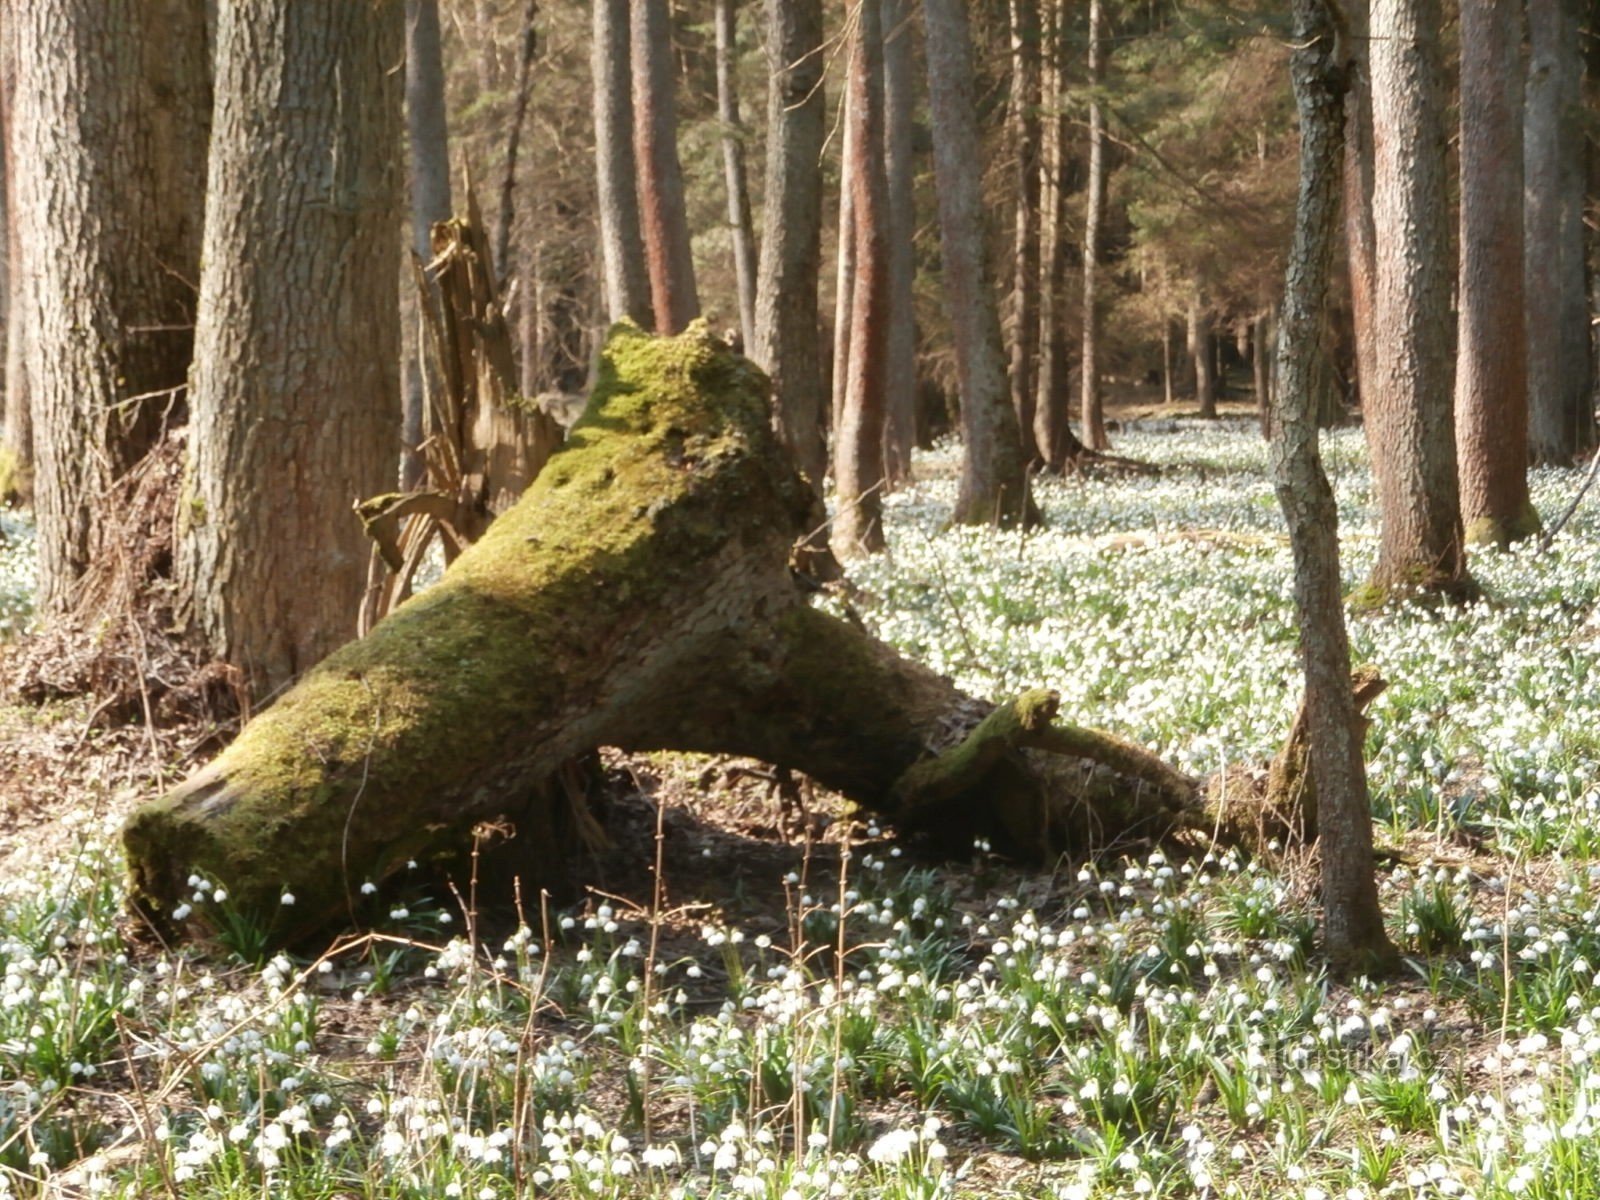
[831,80,856,440]
[0,3,27,501]
[632,0,700,333]
[833,0,891,558]
[1273,0,1397,980]
[594,0,652,326]
[881,0,918,485]
[404,0,453,491]
[13,0,209,611]
[1008,0,1043,464]
[714,0,758,350]
[751,0,827,487]
[1079,0,1110,450]
[1253,306,1275,437]
[1343,0,1378,416]
[924,0,1031,527]
[1161,319,1175,406]
[1525,0,1590,464]
[1033,0,1083,469]
[1456,0,1538,547]
[492,0,539,284]
[1366,0,1468,595]
[178,0,403,699]
[1191,299,1217,418]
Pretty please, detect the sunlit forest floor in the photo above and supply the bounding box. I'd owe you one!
[3,418,1600,1198]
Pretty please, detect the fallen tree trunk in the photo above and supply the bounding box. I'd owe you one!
[125,324,1204,942]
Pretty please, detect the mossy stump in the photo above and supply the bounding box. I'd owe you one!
[125,324,1206,945]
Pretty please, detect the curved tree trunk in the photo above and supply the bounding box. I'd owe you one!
[1365,0,1468,596]
[1079,0,1110,451]
[126,326,1202,943]
[714,0,758,351]
[881,0,918,486]
[1455,0,1537,548]
[594,0,652,326]
[1273,0,1397,978]
[13,0,209,611]
[177,0,403,700]
[1008,0,1043,466]
[632,0,701,334]
[833,0,892,558]
[924,0,1032,527]
[752,0,828,488]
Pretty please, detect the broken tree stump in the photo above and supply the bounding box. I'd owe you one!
[124,324,1204,943]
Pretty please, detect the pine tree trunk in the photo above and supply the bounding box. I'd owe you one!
[1009,0,1043,465]
[1365,0,1468,596]
[1524,0,1589,465]
[1079,0,1110,451]
[632,0,701,333]
[13,0,209,611]
[404,0,453,492]
[881,0,919,486]
[178,0,403,699]
[1456,0,1538,548]
[594,0,652,326]
[714,0,758,351]
[833,0,892,558]
[925,0,1032,527]
[751,0,828,488]
[1274,0,1398,979]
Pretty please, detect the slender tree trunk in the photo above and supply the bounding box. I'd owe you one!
[831,79,856,440]
[594,0,652,326]
[833,0,892,558]
[1343,0,1377,417]
[1254,306,1275,437]
[1192,299,1217,418]
[1456,0,1538,547]
[0,4,28,502]
[752,0,827,487]
[1525,0,1589,465]
[1008,0,1043,466]
[1161,319,1175,407]
[1366,0,1468,596]
[492,0,539,284]
[925,0,1031,527]
[1079,0,1110,450]
[881,0,918,486]
[404,0,453,492]
[13,0,209,611]
[178,0,403,699]
[632,0,700,333]
[1273,0,1397,980]
[715,0,758,350]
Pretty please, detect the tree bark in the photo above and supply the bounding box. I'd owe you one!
[1253,306,1275,437]
[632,0,701,333]
[715,0,758,351]
[594,0,652,326]
[831,81,856,442]
[881,0,918,486]
[404,0,453,492]
[126,326,1202,943]
[924,0,1032,527]
[12,0,209,611]
[1524,0,1590,465]
[1365,0,1468,597]
[1079,0,1110,451]
[752,0,828,488]
[1008,0,1043,465]
[178,0,403,700]
[1342,0,1377,417]
[1273,0,1397,979]
[0,5,29,504]
[1191,299,1217,418]
[1455,0,1538,548]
[833,0,892,558]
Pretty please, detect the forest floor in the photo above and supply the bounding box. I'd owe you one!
[0,416,1597,1199]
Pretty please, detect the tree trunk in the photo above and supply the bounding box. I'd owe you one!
[1342,0,1377,417]
[924,0,1032,527]
[1009,0,1043,465]
[1365,0,1468,597]
[491,0,539,286]
[1273,0,1398,979]
[1161,319,1175,407]
[1254,306,1275,438]
[831,82,856,442]
[833,0,892,558]
[126,326,1204,944]
[12,0,209,611]
[1524,0,1589,465]
[632,0,700,333]
[751,0,827,488]
[0,5,29,505]
[714,0,758,351]
[177,0,403,700]
[594,0,652,326]
[881,0,918,487]
[1079,0,1110,451]
[404,0,453,493]
[1192,300,1217,418]
[1456,0,1538,548]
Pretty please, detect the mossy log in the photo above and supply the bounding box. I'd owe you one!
[125,324,1205,942]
